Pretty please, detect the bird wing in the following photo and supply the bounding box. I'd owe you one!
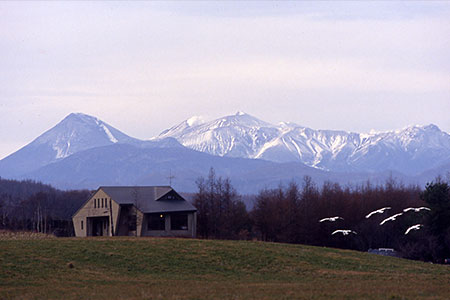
[388,213,403,220]
[417,207,431,211]
[367,207,391,218]
[332,229,355,236]
[366,209,383,218]
[380,216,394,225]
[319,218,331,222]
[365,211,376,218]
[405,224,422,235]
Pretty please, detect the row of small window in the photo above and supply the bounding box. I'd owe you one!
[80,220,107,231]
[94,198,108,209]
[128,213,188,231]
[146,213,188,231]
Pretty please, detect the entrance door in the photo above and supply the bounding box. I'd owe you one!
[93,218,103,236]
[89,217,109,236]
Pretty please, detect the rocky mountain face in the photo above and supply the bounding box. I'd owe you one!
[157,112,450,175]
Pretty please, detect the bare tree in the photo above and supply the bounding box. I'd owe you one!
[131,187,143,236]
[194,168,250,239]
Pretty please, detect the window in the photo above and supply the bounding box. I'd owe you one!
[81,220,84,230]
[94,199,96,208]
[101,198,104,208]
[148,214,165,231]
[105,199,107,208]
[171,213,188,230]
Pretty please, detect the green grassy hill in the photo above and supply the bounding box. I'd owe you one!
[1,234,449,299]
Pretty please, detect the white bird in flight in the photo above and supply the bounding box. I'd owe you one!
[403,207,431,213]
[365,207,391,219]
[332,229,357,236]
[405,224,423,235]
[380,213,403,225]
[319,216,344,223]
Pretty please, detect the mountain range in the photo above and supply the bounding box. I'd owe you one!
[0,112,448,193]
[157,111,450,175]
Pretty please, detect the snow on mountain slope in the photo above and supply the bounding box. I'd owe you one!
[157,112,279,158]
[34,113,139,160]
[156,112,450,175]
[0,113,141,177]
[348,124,450,174]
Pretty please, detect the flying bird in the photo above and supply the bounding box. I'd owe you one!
[405,224,423,235]
[365,207,391,219]
[403,207,431,213]
[380,213,403,225]
[332,230,357,236]
[319,216,344,223]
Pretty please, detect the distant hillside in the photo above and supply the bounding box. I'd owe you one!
[0,177,57,199]
[19,143,331,193]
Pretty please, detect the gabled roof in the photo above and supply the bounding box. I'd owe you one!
[100,186,196,213]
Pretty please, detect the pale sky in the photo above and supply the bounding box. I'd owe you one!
[1,1,450,159]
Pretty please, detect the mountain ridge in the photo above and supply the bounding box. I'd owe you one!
[156,112,450,175]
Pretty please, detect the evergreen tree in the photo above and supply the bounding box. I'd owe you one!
[420,178,450,261]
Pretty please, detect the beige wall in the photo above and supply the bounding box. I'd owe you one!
[72,189,121,237]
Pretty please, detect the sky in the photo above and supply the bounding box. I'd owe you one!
[1,1,450,159]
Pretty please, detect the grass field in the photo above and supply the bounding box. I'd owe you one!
[0,233,449,299]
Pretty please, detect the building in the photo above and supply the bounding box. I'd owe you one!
[72,186,197,237]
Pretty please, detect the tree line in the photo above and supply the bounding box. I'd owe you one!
[193,169,450,263]
[0,177,89,236]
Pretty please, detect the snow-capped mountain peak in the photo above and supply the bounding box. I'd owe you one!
[33,112,135,160]
[156,112,278,158]
[186,115,206,127]
[0,113,141,177]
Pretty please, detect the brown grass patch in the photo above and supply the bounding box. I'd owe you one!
[0,230,56,240]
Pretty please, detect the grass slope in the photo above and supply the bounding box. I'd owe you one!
[0,235,449,299]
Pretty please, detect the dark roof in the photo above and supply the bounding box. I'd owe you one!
[100,186,196,213]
